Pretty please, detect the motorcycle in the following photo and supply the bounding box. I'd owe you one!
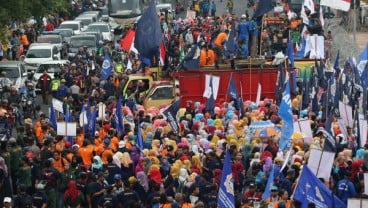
[22,97,36,119]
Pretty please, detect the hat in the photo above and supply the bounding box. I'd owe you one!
[61,79,66,82]
[72,144,80,149]
[241,14,247,19]
[25,152,34,159]
[271,185,278,191]
[3,197,11,203]
[104,137,110,145]
[118,140,126,148]
[8,137,16,143]
[95,131,99,137]
[71,63,76,67]
[249,183,256,188]
[114,174,122,180]
[36,183,45,190]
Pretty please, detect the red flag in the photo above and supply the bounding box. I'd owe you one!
[120,29,135,51]
[159,43,166,65]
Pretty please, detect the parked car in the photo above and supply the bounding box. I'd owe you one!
[58,20,85,35]
[53,28,75,44]
[37,32,67,59]
[33,60,70,91]
[75,15,95,27]
[0,61,27,90]
[23,43,61,72]
[85,22,113,41]
[100,16,122,34]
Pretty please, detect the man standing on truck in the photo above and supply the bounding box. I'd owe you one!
[237,15,250,58]
[213,29,229,68]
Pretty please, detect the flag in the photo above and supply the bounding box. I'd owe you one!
[136,119,144,150]
[362,61,368,88]
[293,165,345,208]
[262,165,275,200]
[88,106,97,137]
[317,127,337,152]
[159,43,166,66]
[334,50,340,70]
[100,53,113,80]
[116,97,124,135]
[162,98,181,133]
[358,44,368,75]
[319,5,325,27]
[120,29,135,51]
[227,74,239,100]
[217,149,235,208]
[183,44,200,69]
[205,76,216,115]
[321,0,351,12]
[252,0,274,18]
[225,26,236,55]
[286,38,294,68]
[134,0,162,58]
[278,80,294,151]
[50,103,57,131]
[65,108,74,145]
[79,105,88,129]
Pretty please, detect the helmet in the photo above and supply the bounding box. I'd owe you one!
[27,82,34,87]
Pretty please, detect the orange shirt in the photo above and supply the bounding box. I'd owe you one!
[110,136,119,152]
[55,141,65,153]
[101,148,114,164]
[75,134,84,147]
[214,32,227,47]
[78,145,94,168]
[21,34,29,46]
[53,157,68,172]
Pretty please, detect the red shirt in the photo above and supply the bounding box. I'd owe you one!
[45,23,54,31]
[243,191,262,202]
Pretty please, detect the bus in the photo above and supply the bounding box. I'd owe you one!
[108,0,145,18]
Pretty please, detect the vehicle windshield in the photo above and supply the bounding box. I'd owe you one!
[38,36,61,44]
[0,67,20,78]
[59,23,79,31]
[76,18,92,26]
[70,37,96,48]
[54,29,73,37]
[26,49,51,58]
[108,0,142,17]
[87,24,109,32]
[37,64,61,73]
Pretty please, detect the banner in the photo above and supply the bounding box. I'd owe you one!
[307,148,335,180]
[217,149,235,208]
[293,118,313,143]
[321,0,351,12]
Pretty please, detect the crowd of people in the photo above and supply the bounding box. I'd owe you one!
[0,0,366,208]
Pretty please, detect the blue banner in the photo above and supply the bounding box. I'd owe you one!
[218,149,235,208]
[293,165,345,208]
[252,0,274,18]
[115,97,124,135]
[50,102,57,131]
[100,53,113,80]
[262,164,275,200]
[278,80,294,151]
[136,119,143,150]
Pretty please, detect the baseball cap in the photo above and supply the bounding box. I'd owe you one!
[3,197,11,203]
[118,140,126,148]
[249,183,256,188]
[271,185,278,191]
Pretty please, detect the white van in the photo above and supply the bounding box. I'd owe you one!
[24,43,61,72]
[59,20,84,35]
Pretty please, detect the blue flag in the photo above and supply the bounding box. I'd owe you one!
[286,38,294,68]
[136,119,144,150]
[88,106,97,137]
[217,149,235,208]
[183,44,200,70]
[252,0,274,18]
[49,103,57,131]
[225,26,236,55]
[262,164,275,200]
[227,74,239,100]
[334,50,340,69]
[134,0,162,58]
[205,76,216,116]
[361,61,368,88]
[357,44,368,75]
[278,80,294,151]
[115,97,125,135]
[100,53,113,80]
[162,98,181,134]
[65,108,74,146]
[293,165,345,208]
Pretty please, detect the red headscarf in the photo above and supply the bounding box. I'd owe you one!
[64,180,79,203]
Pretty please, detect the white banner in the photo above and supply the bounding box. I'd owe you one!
[52,98,64,113]
[307,148,335,180]
[98,103,106,120]
[360,119,368,148]
[339,101,353,127]
[293,119,313,143]
[347,198,368,208]
[255,83,261,107]
[57,122,77,136]
[321,0,351,12]
[203,75,220,100]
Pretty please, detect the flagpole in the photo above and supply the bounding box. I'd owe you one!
[259,16,265,56]
[249,56,252,101]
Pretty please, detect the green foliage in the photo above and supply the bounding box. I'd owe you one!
[0,0,69,27]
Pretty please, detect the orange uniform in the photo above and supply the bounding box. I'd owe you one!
[78,145,94,168]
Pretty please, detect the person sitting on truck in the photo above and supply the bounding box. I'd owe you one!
[199,43,215,67]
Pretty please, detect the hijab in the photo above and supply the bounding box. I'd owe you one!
[64,180,80,203]
[92,155,103,170]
